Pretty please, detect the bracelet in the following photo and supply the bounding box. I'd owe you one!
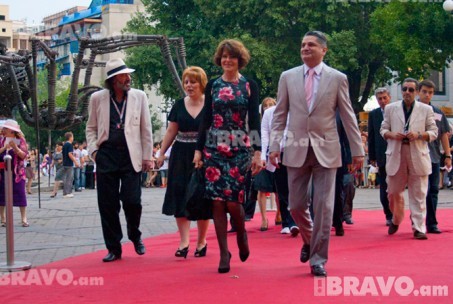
[445,155,452,159]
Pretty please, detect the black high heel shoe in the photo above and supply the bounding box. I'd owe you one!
[175,246,189,259]
[194,244,207,257]
[218,252,232,273]
[238,231,250,262]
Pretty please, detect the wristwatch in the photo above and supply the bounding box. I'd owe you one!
[417,132,423,140]
[446,155,452,159]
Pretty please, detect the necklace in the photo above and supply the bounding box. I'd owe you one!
[111,96,127,129]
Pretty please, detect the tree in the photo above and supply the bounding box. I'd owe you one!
[370,1,453,81]
[125,0,453,113]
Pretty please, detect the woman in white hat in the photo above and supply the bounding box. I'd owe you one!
[0,119,29,227]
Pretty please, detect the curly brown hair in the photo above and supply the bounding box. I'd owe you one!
[213,39,250,70]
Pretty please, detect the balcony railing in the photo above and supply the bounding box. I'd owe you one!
[102,0,134,5]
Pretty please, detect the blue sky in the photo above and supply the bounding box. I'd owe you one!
[1,0,92,24]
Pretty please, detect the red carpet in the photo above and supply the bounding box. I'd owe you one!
[1,209,452,303]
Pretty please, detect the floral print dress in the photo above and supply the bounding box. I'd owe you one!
[197,76,260,203]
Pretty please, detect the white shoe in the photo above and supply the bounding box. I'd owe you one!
[290,226,300,237]
[63,194,74,198]
[280,227,291,234]
[81,187,85,190]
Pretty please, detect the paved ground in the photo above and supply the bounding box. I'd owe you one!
[1,178,452,268]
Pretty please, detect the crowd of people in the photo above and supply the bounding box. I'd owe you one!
[1,30,452,278]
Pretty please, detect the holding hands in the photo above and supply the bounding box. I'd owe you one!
[250,151,263,176]
[193,150,203,169]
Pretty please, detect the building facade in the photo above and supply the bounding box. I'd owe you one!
[0,5,13,49]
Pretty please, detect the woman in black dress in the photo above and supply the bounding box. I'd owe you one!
[158,66,210,258]
[194,39,262,273]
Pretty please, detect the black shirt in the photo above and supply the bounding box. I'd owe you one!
[62,141,74,167]
[103,93,128,149]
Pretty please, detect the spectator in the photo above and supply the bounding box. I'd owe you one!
[0,120,30,227]
[50,142,64,198]
[62,132,76,198]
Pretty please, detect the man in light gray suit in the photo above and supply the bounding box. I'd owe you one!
[269,31,364,277]
[86,58,153,262]
[380,78,437,240]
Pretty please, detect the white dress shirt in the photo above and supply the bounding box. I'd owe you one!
[261,105,289,172]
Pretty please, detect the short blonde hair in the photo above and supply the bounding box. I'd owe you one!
[261,97,276,116]
[213,39,250,70]
[182,66,208,93]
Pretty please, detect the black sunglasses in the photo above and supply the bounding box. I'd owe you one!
[402,87,415,93]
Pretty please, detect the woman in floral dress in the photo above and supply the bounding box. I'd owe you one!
[194,39,262,273]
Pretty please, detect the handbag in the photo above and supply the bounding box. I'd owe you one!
[184,168,212,220]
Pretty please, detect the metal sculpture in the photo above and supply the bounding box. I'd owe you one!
[0,35,187,130]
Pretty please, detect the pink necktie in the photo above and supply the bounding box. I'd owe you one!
[305,68,315,108]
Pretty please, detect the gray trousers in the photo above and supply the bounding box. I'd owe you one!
[287,147,336,267]
[62,166,74,195]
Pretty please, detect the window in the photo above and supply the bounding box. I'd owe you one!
[20,39,27,50]
[428,69,446,96]
[2,28,6,32]
[0,15,5,21]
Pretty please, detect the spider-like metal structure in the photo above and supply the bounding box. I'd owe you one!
[0,35,187,130]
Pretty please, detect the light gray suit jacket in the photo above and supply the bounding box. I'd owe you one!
[380,100,437,176]
[270,63,363,168]
[86,88,153,173]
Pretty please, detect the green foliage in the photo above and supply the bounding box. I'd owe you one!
[124,0,453,113]
[370,1,453,81]
[149,104,163,134]
[17,68,86,152]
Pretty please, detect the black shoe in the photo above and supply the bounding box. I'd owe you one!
[427,227,442,234]
[388,222,399,235]
[133,239,146,255]
[194,244,207,257]
[227,227,237,233]
[300,244,310,263]
[386,219,392,227]
[344,218,354,225]
[311,264,327,277]
[237,231,250,262]
[335,225,344,236]
[102,252,121,262]
[244,217,252,222]
[75,189,82,192]
[414,230,428,240]
[218,252,232,273]
[290,226,300,237]
[175,246,189,258]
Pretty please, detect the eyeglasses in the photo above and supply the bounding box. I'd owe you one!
[402,87,416,93]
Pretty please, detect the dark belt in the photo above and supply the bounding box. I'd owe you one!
[402,141,410,145]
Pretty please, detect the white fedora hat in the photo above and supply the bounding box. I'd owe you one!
[2,119,21,133]
[105,58,135,80]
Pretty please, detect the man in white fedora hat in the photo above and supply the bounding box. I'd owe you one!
[86,58,153,262]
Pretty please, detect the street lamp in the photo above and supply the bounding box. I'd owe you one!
[444,0,453,13]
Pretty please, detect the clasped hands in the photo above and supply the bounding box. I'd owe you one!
[386,131,419,142]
